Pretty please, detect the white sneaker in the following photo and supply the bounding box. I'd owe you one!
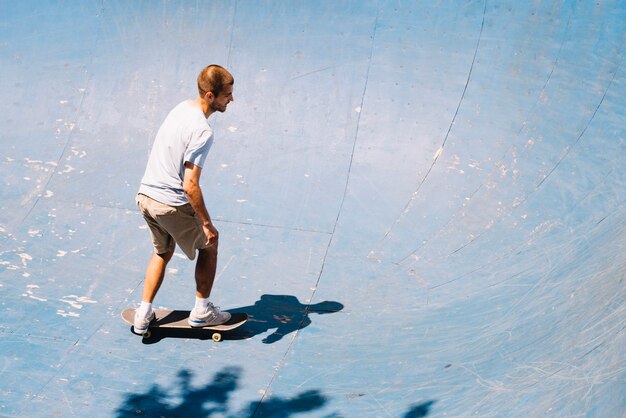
[188,302,231,327]
[134,309,155,335]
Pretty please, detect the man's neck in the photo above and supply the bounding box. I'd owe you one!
[191,97,213,119]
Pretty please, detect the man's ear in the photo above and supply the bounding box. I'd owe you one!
[204,91,214,102]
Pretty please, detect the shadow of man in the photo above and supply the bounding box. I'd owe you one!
[233,294,344,344]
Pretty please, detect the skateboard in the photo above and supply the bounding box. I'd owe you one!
[121,308,248,341]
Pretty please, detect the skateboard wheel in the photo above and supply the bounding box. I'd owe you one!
[143,331,152,339]
[212,333,222,342]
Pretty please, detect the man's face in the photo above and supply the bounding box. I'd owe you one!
[210,85,234,113]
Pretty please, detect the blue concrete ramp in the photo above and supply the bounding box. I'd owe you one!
[1,1,624,417]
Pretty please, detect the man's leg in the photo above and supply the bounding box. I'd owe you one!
[134,249,174,334]
[142,249,174,303]
[195,243,218,299]
[189,240,230,326]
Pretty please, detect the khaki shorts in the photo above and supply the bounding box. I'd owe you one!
[136,194,208,260]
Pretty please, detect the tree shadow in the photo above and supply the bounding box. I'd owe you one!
[115,367,327,418]
[233,294,344,344]
[403,400,437,418]
[116,368,239,417]
[115,367,436,417]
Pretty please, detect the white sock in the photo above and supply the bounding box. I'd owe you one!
[195,297,210,311]
[138,301,152,316]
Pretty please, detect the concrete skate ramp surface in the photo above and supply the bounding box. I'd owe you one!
[1,1,624,416]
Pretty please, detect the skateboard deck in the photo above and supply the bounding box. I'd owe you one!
[121,308,248,341]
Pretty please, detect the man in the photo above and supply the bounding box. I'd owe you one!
[134,65,234,335]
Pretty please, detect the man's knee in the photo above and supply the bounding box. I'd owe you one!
[156,249,175,263]
[200,242,218,257]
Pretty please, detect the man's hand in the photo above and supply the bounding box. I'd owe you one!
[203,222,219,247]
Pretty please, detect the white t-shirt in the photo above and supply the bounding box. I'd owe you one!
[138,101,213,206]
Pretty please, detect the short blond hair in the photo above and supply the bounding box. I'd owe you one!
[197,65,234,97]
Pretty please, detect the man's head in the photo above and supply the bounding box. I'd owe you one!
[197,65,234,114]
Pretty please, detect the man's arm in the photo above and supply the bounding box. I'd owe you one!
[183,162,218,246]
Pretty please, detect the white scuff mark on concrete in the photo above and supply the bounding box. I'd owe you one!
[57,310,80,318]
[24,284,47,302]
[58,165,75,174]
[18,253,32,267]
[59,295,97,310]
[70,147,87,158]
[497,163,509,177]
[367,251,382,263]
[447,155,465,173]
[18,253,32,261]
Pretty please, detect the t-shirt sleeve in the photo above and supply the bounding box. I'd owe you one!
[184,128,214,168]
